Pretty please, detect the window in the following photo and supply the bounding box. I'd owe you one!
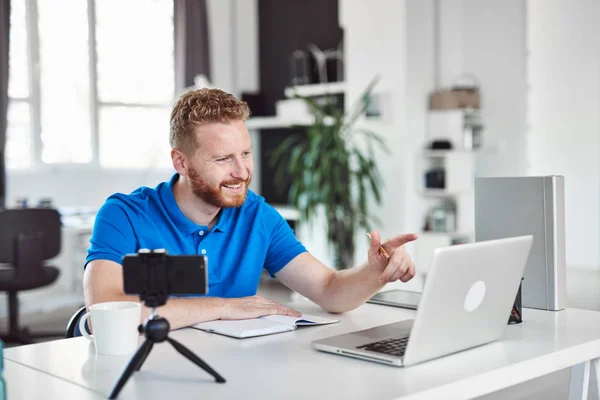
[7,0,31,169]
[7,0,175,169]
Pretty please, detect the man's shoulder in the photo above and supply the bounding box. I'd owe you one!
[238,191,286,225]
[110,181,166,202]
[241,190,279,215]
[243,190,265,207]
[102,182,166,214]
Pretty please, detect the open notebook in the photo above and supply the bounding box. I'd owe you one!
[192,314,339,339]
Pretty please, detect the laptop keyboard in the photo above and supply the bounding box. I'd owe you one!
[356,336,409,357]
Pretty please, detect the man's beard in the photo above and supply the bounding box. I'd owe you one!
[187,167,251,208]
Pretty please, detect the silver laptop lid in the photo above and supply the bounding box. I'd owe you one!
[403,235,533,366]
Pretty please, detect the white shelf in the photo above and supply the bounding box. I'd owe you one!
[284,81,346,98]
[417,151,475,195]
[420,231,473,239]
[420,188,461,197]
[421,149,477,157]
[421,150,453,157]
[246,115,334,130]
[246,116,310,129]
[421,148,496,157]
[273,205,300,221]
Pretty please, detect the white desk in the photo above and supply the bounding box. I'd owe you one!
[5,359,104,399]
[4,302,600,399]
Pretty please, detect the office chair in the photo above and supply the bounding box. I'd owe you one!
[0,208,62,344]
[65,305,86,338]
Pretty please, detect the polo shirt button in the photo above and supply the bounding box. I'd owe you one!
[199,231,204,236]
[201,249,207,254]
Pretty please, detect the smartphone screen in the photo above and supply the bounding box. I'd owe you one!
[122,254,208,296]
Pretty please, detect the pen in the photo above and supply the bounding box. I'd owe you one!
[366,232,390,259]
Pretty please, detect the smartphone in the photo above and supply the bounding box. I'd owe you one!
[122,253,208,296]
[367,289,421,310]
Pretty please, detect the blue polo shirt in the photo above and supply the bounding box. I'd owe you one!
[85,173,306,297]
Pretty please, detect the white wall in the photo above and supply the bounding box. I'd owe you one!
[461,0,528,178]
[9,0,599,272]
[340,0,409,246]
[340,0,429,290]
[423,0,600,269]
[7,168,174,209]
[403,0,527,275]
[527,0,600,269]
[233,0,259,94]
[206,0,234,93]
[421,0,599,270]
[427,0,528,176]
[207,0,259,96]
[340,0,526,280]
[405,0,437,238]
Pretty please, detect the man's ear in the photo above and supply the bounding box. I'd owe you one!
[171,149,188,175]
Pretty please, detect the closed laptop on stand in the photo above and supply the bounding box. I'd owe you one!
[474,176,567,311]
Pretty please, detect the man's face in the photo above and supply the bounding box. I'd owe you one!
[186,120,253,208]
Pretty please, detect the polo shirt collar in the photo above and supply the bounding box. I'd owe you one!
[160,173,234,235]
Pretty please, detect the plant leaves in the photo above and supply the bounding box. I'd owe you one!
[270,75,386,267]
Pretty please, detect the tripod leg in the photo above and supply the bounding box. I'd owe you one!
[109,340,153,399]
[134,342,154,371]
[166,337,226,383]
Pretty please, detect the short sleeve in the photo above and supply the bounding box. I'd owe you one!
[262,204,307,276]
[85,199,138,269]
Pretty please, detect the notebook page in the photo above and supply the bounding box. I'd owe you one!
[193,318,294,338]
[262,314,339,326]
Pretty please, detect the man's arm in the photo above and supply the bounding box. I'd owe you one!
[83,260,301,330]
[275,231,417,313]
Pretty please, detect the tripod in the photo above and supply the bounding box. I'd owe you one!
[109,307,226,399]
[109,249,225,399]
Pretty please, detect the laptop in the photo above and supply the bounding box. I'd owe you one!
[312,235,533,367]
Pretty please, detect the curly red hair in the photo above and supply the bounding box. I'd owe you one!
[170,88,250,154]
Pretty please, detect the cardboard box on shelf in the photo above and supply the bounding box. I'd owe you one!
[429,89,480,110]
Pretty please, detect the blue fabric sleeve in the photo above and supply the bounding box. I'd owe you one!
[262,204,307,277]
[85,199,138,269]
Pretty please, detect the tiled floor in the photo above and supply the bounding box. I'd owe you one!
[1,268,599,399]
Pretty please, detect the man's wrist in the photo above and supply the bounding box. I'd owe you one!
[195,296,229,320]
[364,260,385,286]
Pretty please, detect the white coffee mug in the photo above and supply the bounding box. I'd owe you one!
[79,301,142,356]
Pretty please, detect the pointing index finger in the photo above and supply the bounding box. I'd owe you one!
[384,233,418,248]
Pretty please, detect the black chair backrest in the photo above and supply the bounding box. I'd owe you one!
[65,306,87,338]
[0,208,61,265]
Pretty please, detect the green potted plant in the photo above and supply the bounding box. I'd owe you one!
[271,77,387,269]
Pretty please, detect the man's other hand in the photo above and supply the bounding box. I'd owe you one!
[220,295,302,320]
